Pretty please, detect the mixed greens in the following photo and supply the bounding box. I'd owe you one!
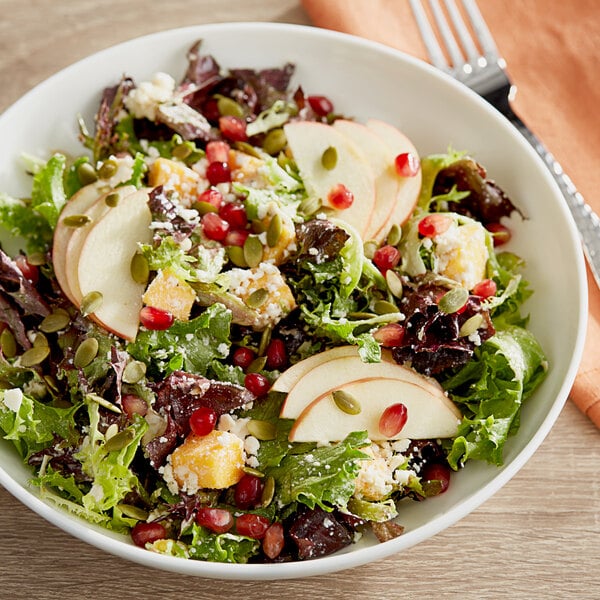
[0,41,547,563]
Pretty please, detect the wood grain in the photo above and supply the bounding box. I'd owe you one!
[0,2,599,598]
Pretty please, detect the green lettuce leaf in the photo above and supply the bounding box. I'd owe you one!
[30,153,67,228]
[185,524,260,563]
[0,193,53,253]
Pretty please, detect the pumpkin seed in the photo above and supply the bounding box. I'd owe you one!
[251,219,266,234]
[258,326,272,356]
[459,313,484,337]
[86,393,121,414]
[216,95,244,118]
[242,466,265,477]
[26,252,46,266]
[245,288,268,309]
[104,428,135,452]
[74,337,99,368]
[247,419,277,441]
[20,345,50,367]
[243,235,263,268]
[98,159,118,180]
[62,214,92,228]
[266,213,282,248]
[373,300,399,315]
[33,332,48,347]
[43,375,60,394]
[194,200,219,215]
[385,270,403,299]
[348,311,377,320]
[247,356,267,374]
[321,145,338,170]
[226,245,248,268]
[104,192,120,207]
[77,162,98,185]
[363,240,378,260]
[332,389,362,415]
[39,309,71,333]
[130,253,150,284]
[386,224,402,247]
[80,291,103,317]
[172,142,193,160]
[260,475,276,508]
[298,195,321,217]
[117,503,149,521]
[438,286,469,314]
[234,141,262,159]
[0,328,16,358]
[105,423,119,440]
[123,360,147,384]
[262,128,287,155]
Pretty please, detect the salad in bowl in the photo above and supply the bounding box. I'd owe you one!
[0,38,548,565]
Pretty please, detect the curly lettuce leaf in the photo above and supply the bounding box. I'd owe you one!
[0,193,53,253]
[30,153,67,228]
[443,326,548,468]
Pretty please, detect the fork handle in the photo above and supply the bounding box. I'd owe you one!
[509,113,600,288]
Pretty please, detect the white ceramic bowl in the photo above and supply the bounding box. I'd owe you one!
[0,23,587,580]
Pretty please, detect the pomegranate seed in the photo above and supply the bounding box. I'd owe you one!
[202,98,221,122]
[189,406,218,436]
[197,187,223,210]
[219,202,248,230]
[206,140,231,164]
[486,222,512,246]
[15,255,39,284]
[472,278,497,298]
[394,152,420,177]
[262,522,285,559]
[224,229,250,247]
[131,521,166,547]
[234,474,264,509]
[244,372,270,397]
[307,95,334,116]
[373,245,401,274]
[418,214,452,238]
[202,212,230,241]
[421,462,451,494]
[373,323,405,347]
[196,507,234,534]
[140,306,174,330]
[327,183,354,210]
[206,161,232,186]
[232,346,256,370]
[265,338,287,370]
[379,402,408,437]
[235,513,271,539]
[219,115,248,142]
[122,394,148,418]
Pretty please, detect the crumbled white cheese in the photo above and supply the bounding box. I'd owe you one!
[2,388,23,413]
[124,72,176,121]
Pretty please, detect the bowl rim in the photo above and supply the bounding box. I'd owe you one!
[0,20,588,580]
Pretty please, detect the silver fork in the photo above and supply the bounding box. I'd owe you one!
[410,0,600,288]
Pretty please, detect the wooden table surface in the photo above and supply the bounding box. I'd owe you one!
[0,1,598,598]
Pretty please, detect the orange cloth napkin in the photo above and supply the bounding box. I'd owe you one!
[301,0,600,427]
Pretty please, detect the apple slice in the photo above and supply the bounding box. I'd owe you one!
[332,120,400,241]
[283,121,376,238]
[366,119,422,240]
[289,377,462,442]
[64,185,137,305]
[76,188,152,341]
[280,350,443,419]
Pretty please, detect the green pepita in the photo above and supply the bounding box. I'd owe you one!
[80,291,103,317]
[266,213,282,248]
[43,375,60,395]
[117,503,149,521]
[39,309,71,333]
[247,419,277,441]
[459,313,484,337]
[123,360,147,384]
[385,270,403,299]
[247,355,268,374]
[0,328,16,358]
[262,128,287,155]
[74,337,99,368]
[332,389,362,415]
[258,326,272,356]
[298,196,322,217]
[438,286,469,314]
[242,466,265,478]
[234,141,262,159]
[194,200,219,215]
[26,252,46,266]
[98,159,118,180]
[386,224,402,247]
[226,245,248,268]
[105,192,120,207]
[373,300,399,315]
[172,143,193,160]
[348,311,377,320]
[245,288,269,309]
[321,145,338,170]
[243,235,263,268]
[33,332,48,348]
[363,240,378,260]
[77,162,98,185]
[104,428,135,452]
[20,345,50,367]
[86,393,121,414]
[216,95,244,118]
[62,214,92,228]
[251,219,267,234]
[260,475,276,508]
[130,253,150,285]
